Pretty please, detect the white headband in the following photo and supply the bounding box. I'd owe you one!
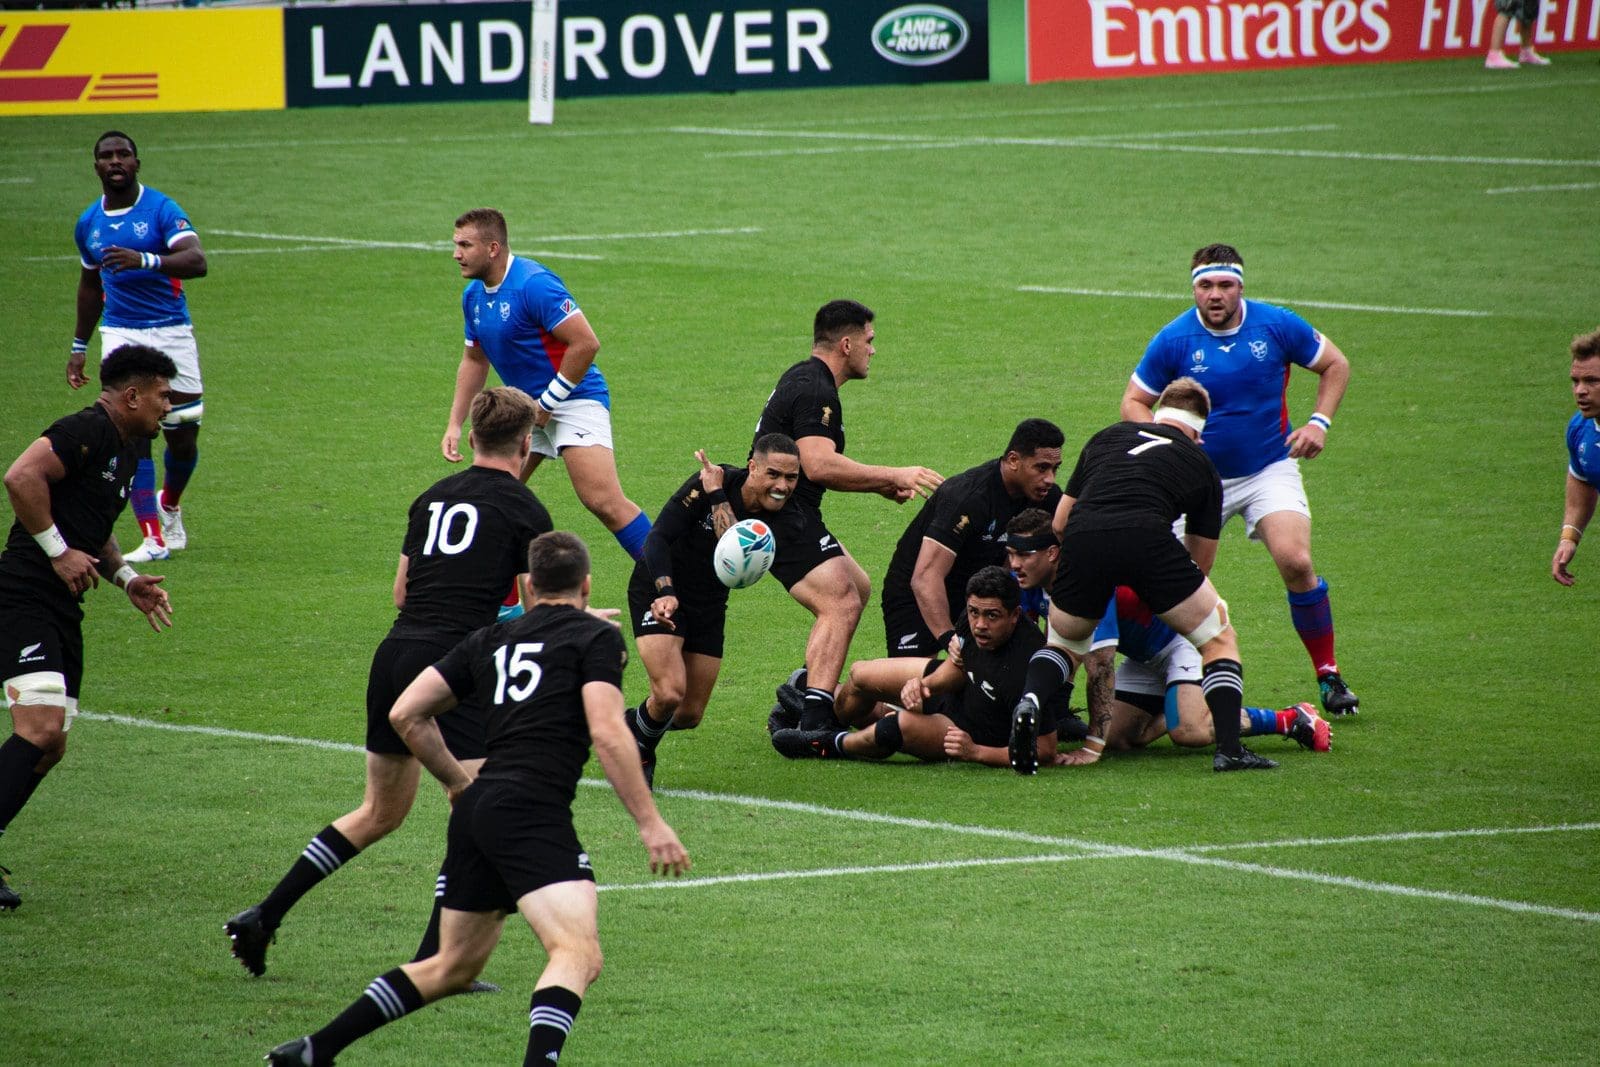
[1191,262,1243,285]
[1153,407,1206,434]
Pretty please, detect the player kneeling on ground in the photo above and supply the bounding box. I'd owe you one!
[265,532,688,1067]
[624,435,804,787]
[771,567,1061,768]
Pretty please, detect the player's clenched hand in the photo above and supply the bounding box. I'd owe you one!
[942,727,977,761]
[649,596,678,630]
[899,677,928,713]
[694,449,725,493]
[1553,541,1578,586]
[100,246,143,273]
[51,549,99,596]
[126,574,172,632]
[66,351,90,390]
[532,401,553,429]
[441,425,464,463]
[1286,424,1326,460]
[641,820,690,877]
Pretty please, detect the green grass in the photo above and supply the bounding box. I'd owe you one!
[2,57,1599,1063]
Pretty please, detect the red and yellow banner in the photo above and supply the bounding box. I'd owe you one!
[0,10,284,116]
[1027,0,1600,82]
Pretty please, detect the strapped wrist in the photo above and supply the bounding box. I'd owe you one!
[706,488,728,506]
[113,564,139,589]
[33,524,69,559]
[71,337,89,355]
[1561,524,1583,545]
[1307,412,1332,432]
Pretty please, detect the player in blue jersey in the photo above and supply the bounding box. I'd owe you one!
[69,132,209,565]
[1121,243,1358,716]
[442,208,652,567]
[1554,327,1600,586]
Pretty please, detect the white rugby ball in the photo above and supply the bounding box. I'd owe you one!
[713,518,776,589]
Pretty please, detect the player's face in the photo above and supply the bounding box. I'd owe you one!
[842,325,875,380]
[453,227,496,280]
[1193,276,1243,330]
[1572,357,1600,419]
[93,137,138,194]
[965,596,1018,651]
[747,452,801,512]
[127,378,173,438]
[1006,546,1056,590]
[1005,447,1063,502]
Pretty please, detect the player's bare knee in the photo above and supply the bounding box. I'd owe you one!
[671,702,706,730]
[649,682,684,716]
[1169,723,1210,747]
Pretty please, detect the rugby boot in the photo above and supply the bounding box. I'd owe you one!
[1285,703,1332,752]
[1009,696,1040,776]
[1318,671,1359,716]
[1214,745,1279,772]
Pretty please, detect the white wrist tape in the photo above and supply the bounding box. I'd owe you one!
[113,564,139,588]
[33,525,69,558]
[1308,412,1332,431]
[539,372,577,410]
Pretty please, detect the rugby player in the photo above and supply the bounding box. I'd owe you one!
[1553,327,1600,586]
[70,132,208,562]
[752,299,942,733]
[1,345,177,910]
[1121,244,1359,716]
[228,388,551,977]
[266,532,688,1067]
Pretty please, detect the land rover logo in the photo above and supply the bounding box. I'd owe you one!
[872,5,969,67]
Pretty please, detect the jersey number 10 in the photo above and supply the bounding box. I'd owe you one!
[424,501,481,555]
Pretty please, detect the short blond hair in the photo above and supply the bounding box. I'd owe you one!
[1572,327,1600,362]
[469,387,537,455]
[1156,377,1211,419]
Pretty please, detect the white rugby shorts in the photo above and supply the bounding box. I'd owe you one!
[1114,635,1202,698]
[534,398,615,458]
[101,323,202,394]
[1174,458,1311,541]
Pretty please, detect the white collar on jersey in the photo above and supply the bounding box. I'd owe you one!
[482,254,516,294]
[100,183,145,218]
[1190,297,1248,338]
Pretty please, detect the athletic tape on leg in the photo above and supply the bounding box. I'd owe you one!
[1185,598,1231,647]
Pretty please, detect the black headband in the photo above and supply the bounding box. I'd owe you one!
[1006,531,1058,552]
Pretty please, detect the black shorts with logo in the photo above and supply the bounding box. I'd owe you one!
[880,596,941,659]
[439,778,594,913]
[768,505,848,590]
[1053,526,1205,621]
[365,635,488,760]
[0,605,82,700]
[627,568,728,659]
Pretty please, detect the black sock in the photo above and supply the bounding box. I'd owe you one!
[1202,659,1244,756]
[1021,648,1074,709]
[800,687,836,731]
[525,985,583,1065]
[259,825,360,929]
[634,700,670,739]
[0,734,48,837]
[411,868,446,961]
[310,967,425,1061]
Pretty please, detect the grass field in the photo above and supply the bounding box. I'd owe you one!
[3,56,1600,1064]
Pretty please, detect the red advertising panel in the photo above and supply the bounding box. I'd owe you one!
[1028,0,1600,82]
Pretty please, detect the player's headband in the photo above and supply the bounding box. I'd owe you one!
[1191,262,1244,285]
[1153,407,1207,434]
[1006,531,1058,553]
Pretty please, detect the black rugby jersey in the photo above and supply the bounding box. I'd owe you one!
[882,458,1062,619]
[0,403,139,620]
[1063,422,1222,539]
[637,465,804,599]
[435,603,626,808]
[752,357,843,511]
[390,466,551,644]
[949,615,1063,739]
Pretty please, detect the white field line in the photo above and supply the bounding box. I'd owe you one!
[1485,180,1600,195]
[698,124,1337,159]
[1017,285,1491,319]
[685,124,1600,169]
[77,712,1600,922]
[210,225,762,246]
[0,176,35,184]
[21,246,605,264]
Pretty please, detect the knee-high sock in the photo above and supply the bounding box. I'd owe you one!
[1287,577,1337,676]
[1202,659,1244,755]
[411,867,447,961]
[309,967,426,1062]
[258,825,361,929]
[525,986,583,1065]
[1021,647,1075,710]
[613,512,652,562]
[0,734,48,839]
[131,457,161,540]
[160,447,198,509]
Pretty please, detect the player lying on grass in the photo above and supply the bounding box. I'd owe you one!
[770,567,1060,767]
[1004,509,1330,767]
[623,435,804,788]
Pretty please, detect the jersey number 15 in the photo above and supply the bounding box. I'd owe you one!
[492,641,545,704]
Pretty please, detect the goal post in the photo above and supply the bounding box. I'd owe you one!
[529,0,557,125]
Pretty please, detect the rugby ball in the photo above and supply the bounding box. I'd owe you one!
[714,518,776,589]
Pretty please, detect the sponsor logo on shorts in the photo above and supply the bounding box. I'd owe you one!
[577,851,592,871]
[819,534,836,551]
[897,632,920,649]
[19,642,44,662]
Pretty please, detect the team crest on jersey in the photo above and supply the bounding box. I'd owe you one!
[91,227,102,244]
[821,406,833,427]
[954,515,970,534]
[683,488,701,507]
[981,519,997,542]
[176,219,191,231]
[133,221,149,239]
[560,298,576,316]
[1250,340,1269,360]
[498,301,511,321]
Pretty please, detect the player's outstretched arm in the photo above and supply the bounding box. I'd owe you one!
[390,668,471,801]
[4,439,99,595]
[583,681,690,876]
[795,436,942,501]
[1553,474,1597,586]
[98,537,173,632]
[442,346,492,463]
[69,268,103,389]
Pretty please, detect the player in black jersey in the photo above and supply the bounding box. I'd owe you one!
[772,567,1062,767]
[1010,378,1276,774]
[266,532,688,1067]
[751,299,943,733]
[0,345,176,911]
[880,418,1063,658]
[228,387,552,975]
[623,434,802,786]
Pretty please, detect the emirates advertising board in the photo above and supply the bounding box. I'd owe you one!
[1026,0,1600,81]
[284,1,988,107]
